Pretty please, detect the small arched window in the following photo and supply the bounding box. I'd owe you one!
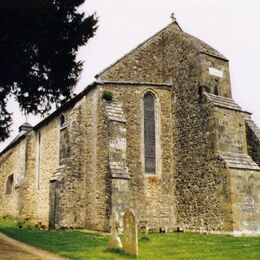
[143,93,156,174]
[6,174,14,194]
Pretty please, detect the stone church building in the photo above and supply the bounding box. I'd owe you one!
[1,18,260,236]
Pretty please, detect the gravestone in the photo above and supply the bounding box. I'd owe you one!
[108,219,122,249]
[123,208,138,256]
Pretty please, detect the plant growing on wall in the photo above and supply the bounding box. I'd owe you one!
[102,90,113,101]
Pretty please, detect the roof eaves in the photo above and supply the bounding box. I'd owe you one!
[0,131,28,155]
[102,80,172,88]
[0,81,100,156]
[33,81,99,130]
[199,50,229,62]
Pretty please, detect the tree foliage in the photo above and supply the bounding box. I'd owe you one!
[0,0,97,141]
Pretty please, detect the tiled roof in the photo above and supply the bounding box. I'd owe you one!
[204,92,243,111]
[220,152,260,171]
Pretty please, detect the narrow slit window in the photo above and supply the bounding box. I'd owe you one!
[143,93,156,174]
[59,114,69,165]
[214,86,219,95]
[36,131,41,190]
[6,174,14,194]
[60,114,65,127]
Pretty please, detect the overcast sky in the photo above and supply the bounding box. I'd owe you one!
[1,0,260,151]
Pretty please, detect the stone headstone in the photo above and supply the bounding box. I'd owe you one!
[123,208,138,256]
[108,219,122,249]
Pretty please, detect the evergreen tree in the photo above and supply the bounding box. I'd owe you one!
[0,0,98,141]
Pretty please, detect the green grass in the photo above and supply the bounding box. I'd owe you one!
[0,216,260,259]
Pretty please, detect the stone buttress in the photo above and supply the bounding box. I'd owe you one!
[105,102,129,230]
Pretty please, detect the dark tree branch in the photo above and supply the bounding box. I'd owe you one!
[0,0,98,141]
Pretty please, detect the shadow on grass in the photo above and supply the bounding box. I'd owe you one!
[2,217,260,260]
[140,235,151,242]
[0,225,108,253]
[104,248,136,258]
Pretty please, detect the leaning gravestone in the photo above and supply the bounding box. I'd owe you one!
[123,208,138,256]
[108,219,122,249]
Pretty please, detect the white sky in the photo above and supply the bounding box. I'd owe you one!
[1,0,260,151]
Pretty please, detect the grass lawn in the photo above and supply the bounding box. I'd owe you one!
[0,217,260,259]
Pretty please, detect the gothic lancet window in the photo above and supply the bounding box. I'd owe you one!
[143,93,156,174]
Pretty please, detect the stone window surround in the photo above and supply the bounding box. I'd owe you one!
[140,89,161,176]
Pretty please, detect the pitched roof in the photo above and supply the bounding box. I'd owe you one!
[96,20,227,79]
[33,81,98,130]
[0,19,228,155]
[0,82,99,155]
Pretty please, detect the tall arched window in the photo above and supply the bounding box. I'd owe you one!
[143,93,156,174]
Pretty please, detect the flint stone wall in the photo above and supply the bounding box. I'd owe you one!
[0,136,29,217]
[49,87,111,231]
[100,21,235,231]
[100,83,176,231]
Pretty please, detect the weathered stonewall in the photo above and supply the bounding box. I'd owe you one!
[123,208,138,256]
[108,219,122,249]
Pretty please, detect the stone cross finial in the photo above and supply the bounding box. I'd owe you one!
[170,12,176,23]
